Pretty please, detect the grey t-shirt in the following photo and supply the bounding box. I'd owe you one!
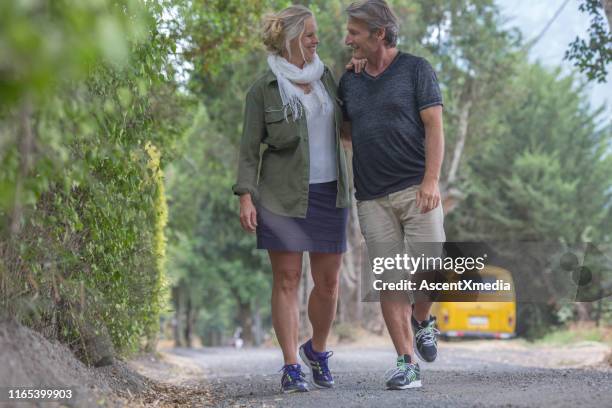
[338,51,443,200]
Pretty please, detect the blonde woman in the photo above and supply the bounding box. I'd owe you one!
[232,5,352,393]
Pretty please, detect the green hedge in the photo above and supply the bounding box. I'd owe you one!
[0,1,188,358]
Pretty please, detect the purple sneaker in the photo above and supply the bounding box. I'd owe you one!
[280,364,309,394]
[299,339,334,388]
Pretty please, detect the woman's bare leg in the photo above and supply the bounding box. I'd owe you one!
[308,252,342,352]
[269,250,303,365]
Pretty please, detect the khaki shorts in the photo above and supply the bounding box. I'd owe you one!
[358,184,446,302]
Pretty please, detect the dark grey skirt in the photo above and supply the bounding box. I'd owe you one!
[256,181,349,253]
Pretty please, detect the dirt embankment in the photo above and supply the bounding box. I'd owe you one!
[0,319,213,407]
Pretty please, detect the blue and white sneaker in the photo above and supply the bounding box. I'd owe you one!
[385,354,422,390]
[299,339,335,388]
[280,364,309,394]
[411,315,440,363]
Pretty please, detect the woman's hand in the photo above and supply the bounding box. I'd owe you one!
[345,57,367,73]
[239,193,258,233]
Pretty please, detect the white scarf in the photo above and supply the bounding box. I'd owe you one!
[266,53,332,121]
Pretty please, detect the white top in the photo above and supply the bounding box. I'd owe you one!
[301,90,337,184]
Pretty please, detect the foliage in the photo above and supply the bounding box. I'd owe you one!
[447,62,612,243]
[164,0,278,94]
[565,0,612,83]
[0,0,148,108]
[0,0,187,356]
[165,105,270,345]
[535,323,612,346]
[445,62,611,339]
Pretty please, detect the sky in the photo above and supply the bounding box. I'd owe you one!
[494,0,612,122]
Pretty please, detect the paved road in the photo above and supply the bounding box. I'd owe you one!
[168,342,611,408]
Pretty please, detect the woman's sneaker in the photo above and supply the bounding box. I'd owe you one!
[411,315,440,362]
[280,364,309,394]
[299,339,335,388]
[385,354,422,390]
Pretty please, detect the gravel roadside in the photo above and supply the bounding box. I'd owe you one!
[167,340,611,408]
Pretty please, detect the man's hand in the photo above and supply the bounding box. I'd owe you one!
[415,178,441,214]
[239,193,258,233]
[345,57,367,73]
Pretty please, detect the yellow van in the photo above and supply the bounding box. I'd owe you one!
[431,265,516,339]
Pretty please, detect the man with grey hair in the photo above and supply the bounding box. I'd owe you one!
[339,0,446,390]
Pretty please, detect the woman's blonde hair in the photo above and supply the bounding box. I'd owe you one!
[262,5,313,60]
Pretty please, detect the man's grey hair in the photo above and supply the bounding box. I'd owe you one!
[346,0,400,47]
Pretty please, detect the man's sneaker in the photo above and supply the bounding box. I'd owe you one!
[385,354,422,390]
[280,364,309,394]
[411,315,440,362]
[299,339,335,388]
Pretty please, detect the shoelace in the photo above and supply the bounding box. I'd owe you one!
[384,363,417,382]
[280,365,305,383]
[415,320,440,346]
[310,351,333,380]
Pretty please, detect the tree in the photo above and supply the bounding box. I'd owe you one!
[565,0,612,83]
[446,62,612,336]
[448,62,611,242]
[162,0,277,347]
[166,105,271,346]
[1,0,192,358]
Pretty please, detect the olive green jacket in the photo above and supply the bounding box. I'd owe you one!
[232,66,351,218]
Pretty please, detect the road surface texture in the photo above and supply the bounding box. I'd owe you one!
[167,340,611,408]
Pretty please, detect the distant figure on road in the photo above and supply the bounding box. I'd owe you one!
[232,327,244,350]
[339,0,446,390]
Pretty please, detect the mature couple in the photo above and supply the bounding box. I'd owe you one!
[232,0,445,393]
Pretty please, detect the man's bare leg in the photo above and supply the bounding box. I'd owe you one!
[380,291,415,361]
[412,301,433,322]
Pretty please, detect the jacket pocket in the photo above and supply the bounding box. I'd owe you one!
[263,106,300,149]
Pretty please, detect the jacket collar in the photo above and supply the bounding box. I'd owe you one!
[265,69,277,84]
